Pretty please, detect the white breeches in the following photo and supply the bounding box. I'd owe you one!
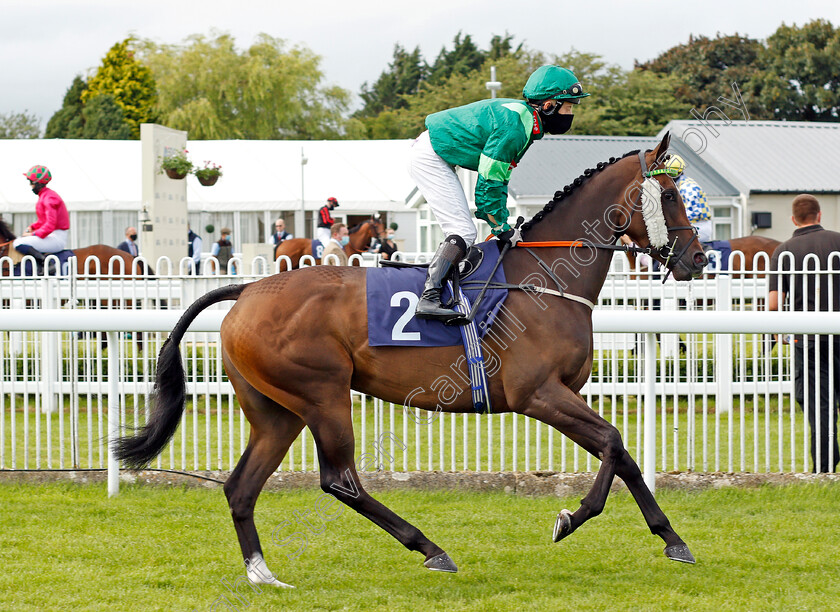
[13,229,68,253]
[315,227,331,245]
[408,130,477,247]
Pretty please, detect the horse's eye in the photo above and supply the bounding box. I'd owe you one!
[663,191,676,201]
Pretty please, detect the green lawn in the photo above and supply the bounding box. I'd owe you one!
[1,482,839,611]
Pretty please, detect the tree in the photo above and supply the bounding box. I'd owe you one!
[427,32,486,85]
[357,44,427,118]
[82,37,156,138]
[0,111,41,138]
[81,94,132,139]
[749,19,840,121]
[45,76,87,138]
[636,33,765,117]
[138,33,353,140]
[581,70,693,136]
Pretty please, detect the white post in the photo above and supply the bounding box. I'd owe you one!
[716,275,733,413]
[107,331,120,497]
[297,148,308,239]
[644,332,657,492]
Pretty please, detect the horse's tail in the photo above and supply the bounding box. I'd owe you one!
[114,283,247,468]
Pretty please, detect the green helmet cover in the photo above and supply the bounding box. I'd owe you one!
[523,65,590,103]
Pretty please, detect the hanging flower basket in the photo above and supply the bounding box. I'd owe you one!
[194,161,223,187]
[165,168,188,180]
[159,149,193,180]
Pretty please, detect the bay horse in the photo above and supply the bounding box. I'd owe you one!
[0,218,151,277]
[273,218,384,270]
[115,133,706,587]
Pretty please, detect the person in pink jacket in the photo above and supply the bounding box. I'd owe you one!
[14,165,70,274]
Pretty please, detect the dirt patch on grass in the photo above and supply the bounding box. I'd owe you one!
[1,469,838,496]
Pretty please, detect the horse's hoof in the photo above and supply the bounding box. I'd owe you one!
[552,509,573,543]
[664,543,696,564]
[424,552,458,573]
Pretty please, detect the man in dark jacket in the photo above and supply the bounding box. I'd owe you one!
[769,194,840,473]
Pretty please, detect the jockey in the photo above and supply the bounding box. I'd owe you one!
[316,197,339,245]
[664,155,713,243]
[14,165,70,274]
[410,65,589,322]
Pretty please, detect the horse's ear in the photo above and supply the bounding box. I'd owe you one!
[654,131,671,162]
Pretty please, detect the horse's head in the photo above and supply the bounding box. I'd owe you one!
[0,217,16,260]
[620,132,707,281]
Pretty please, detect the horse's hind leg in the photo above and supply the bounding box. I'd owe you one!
[613,447,695,562]
[223,355,305,588]
[306,399,457,572]
[522,382,694,563]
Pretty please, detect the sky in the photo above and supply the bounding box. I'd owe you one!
[2,0,840,127]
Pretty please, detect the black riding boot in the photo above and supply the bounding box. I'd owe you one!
[15,244,49,275]
[415,235,467,323]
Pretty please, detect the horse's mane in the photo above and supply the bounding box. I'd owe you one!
[521,149,641,232]
[0,217,16,241]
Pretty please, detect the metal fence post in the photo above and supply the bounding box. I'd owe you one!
[107,330,120,497]
[644,331,657,493]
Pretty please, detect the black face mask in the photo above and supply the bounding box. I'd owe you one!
[129,234,138,241]
[31,183,45,195]
[540,112,574,135]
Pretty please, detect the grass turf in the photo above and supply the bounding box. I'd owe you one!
[1,482,839,611]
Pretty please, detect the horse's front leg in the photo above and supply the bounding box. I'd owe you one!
[520,380,695,563]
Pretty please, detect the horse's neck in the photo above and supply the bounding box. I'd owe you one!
[518,176,627,304]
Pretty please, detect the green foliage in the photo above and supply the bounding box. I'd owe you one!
[45,76,87,138]
[81,94,132,139]
[427,31,487,85]
[137,32,353,140]
[357,44,427,118]
[748,19,840,121]
[82,37,157,138]
[636,33,766,117]
[0,110,41,138]
[580,70,693,136]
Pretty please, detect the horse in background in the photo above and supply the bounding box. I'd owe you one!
[0,217,152,277]
[623,234,780,279]
[274,218,384,270]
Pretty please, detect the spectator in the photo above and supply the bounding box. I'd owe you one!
[187,226,202,274]
[768,194,840,473]
[271,218,293,246]
[378,228,398,260]
[117,226,139,257]
[14,165,70,274]
[321,222,348,266]
[211,227,234,274]
[316,197,339,244]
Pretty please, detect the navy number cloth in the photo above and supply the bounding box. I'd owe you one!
[366,241,509,347]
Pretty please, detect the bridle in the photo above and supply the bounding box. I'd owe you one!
[515,150,697,283]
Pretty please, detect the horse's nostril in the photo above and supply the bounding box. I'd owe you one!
[694,252,708,267]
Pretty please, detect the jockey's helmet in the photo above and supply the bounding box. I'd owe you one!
[664,155,686,177]
[24,165,52,185]
[523,65,590,104]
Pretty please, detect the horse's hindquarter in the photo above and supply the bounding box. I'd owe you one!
[220,267,369,411]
